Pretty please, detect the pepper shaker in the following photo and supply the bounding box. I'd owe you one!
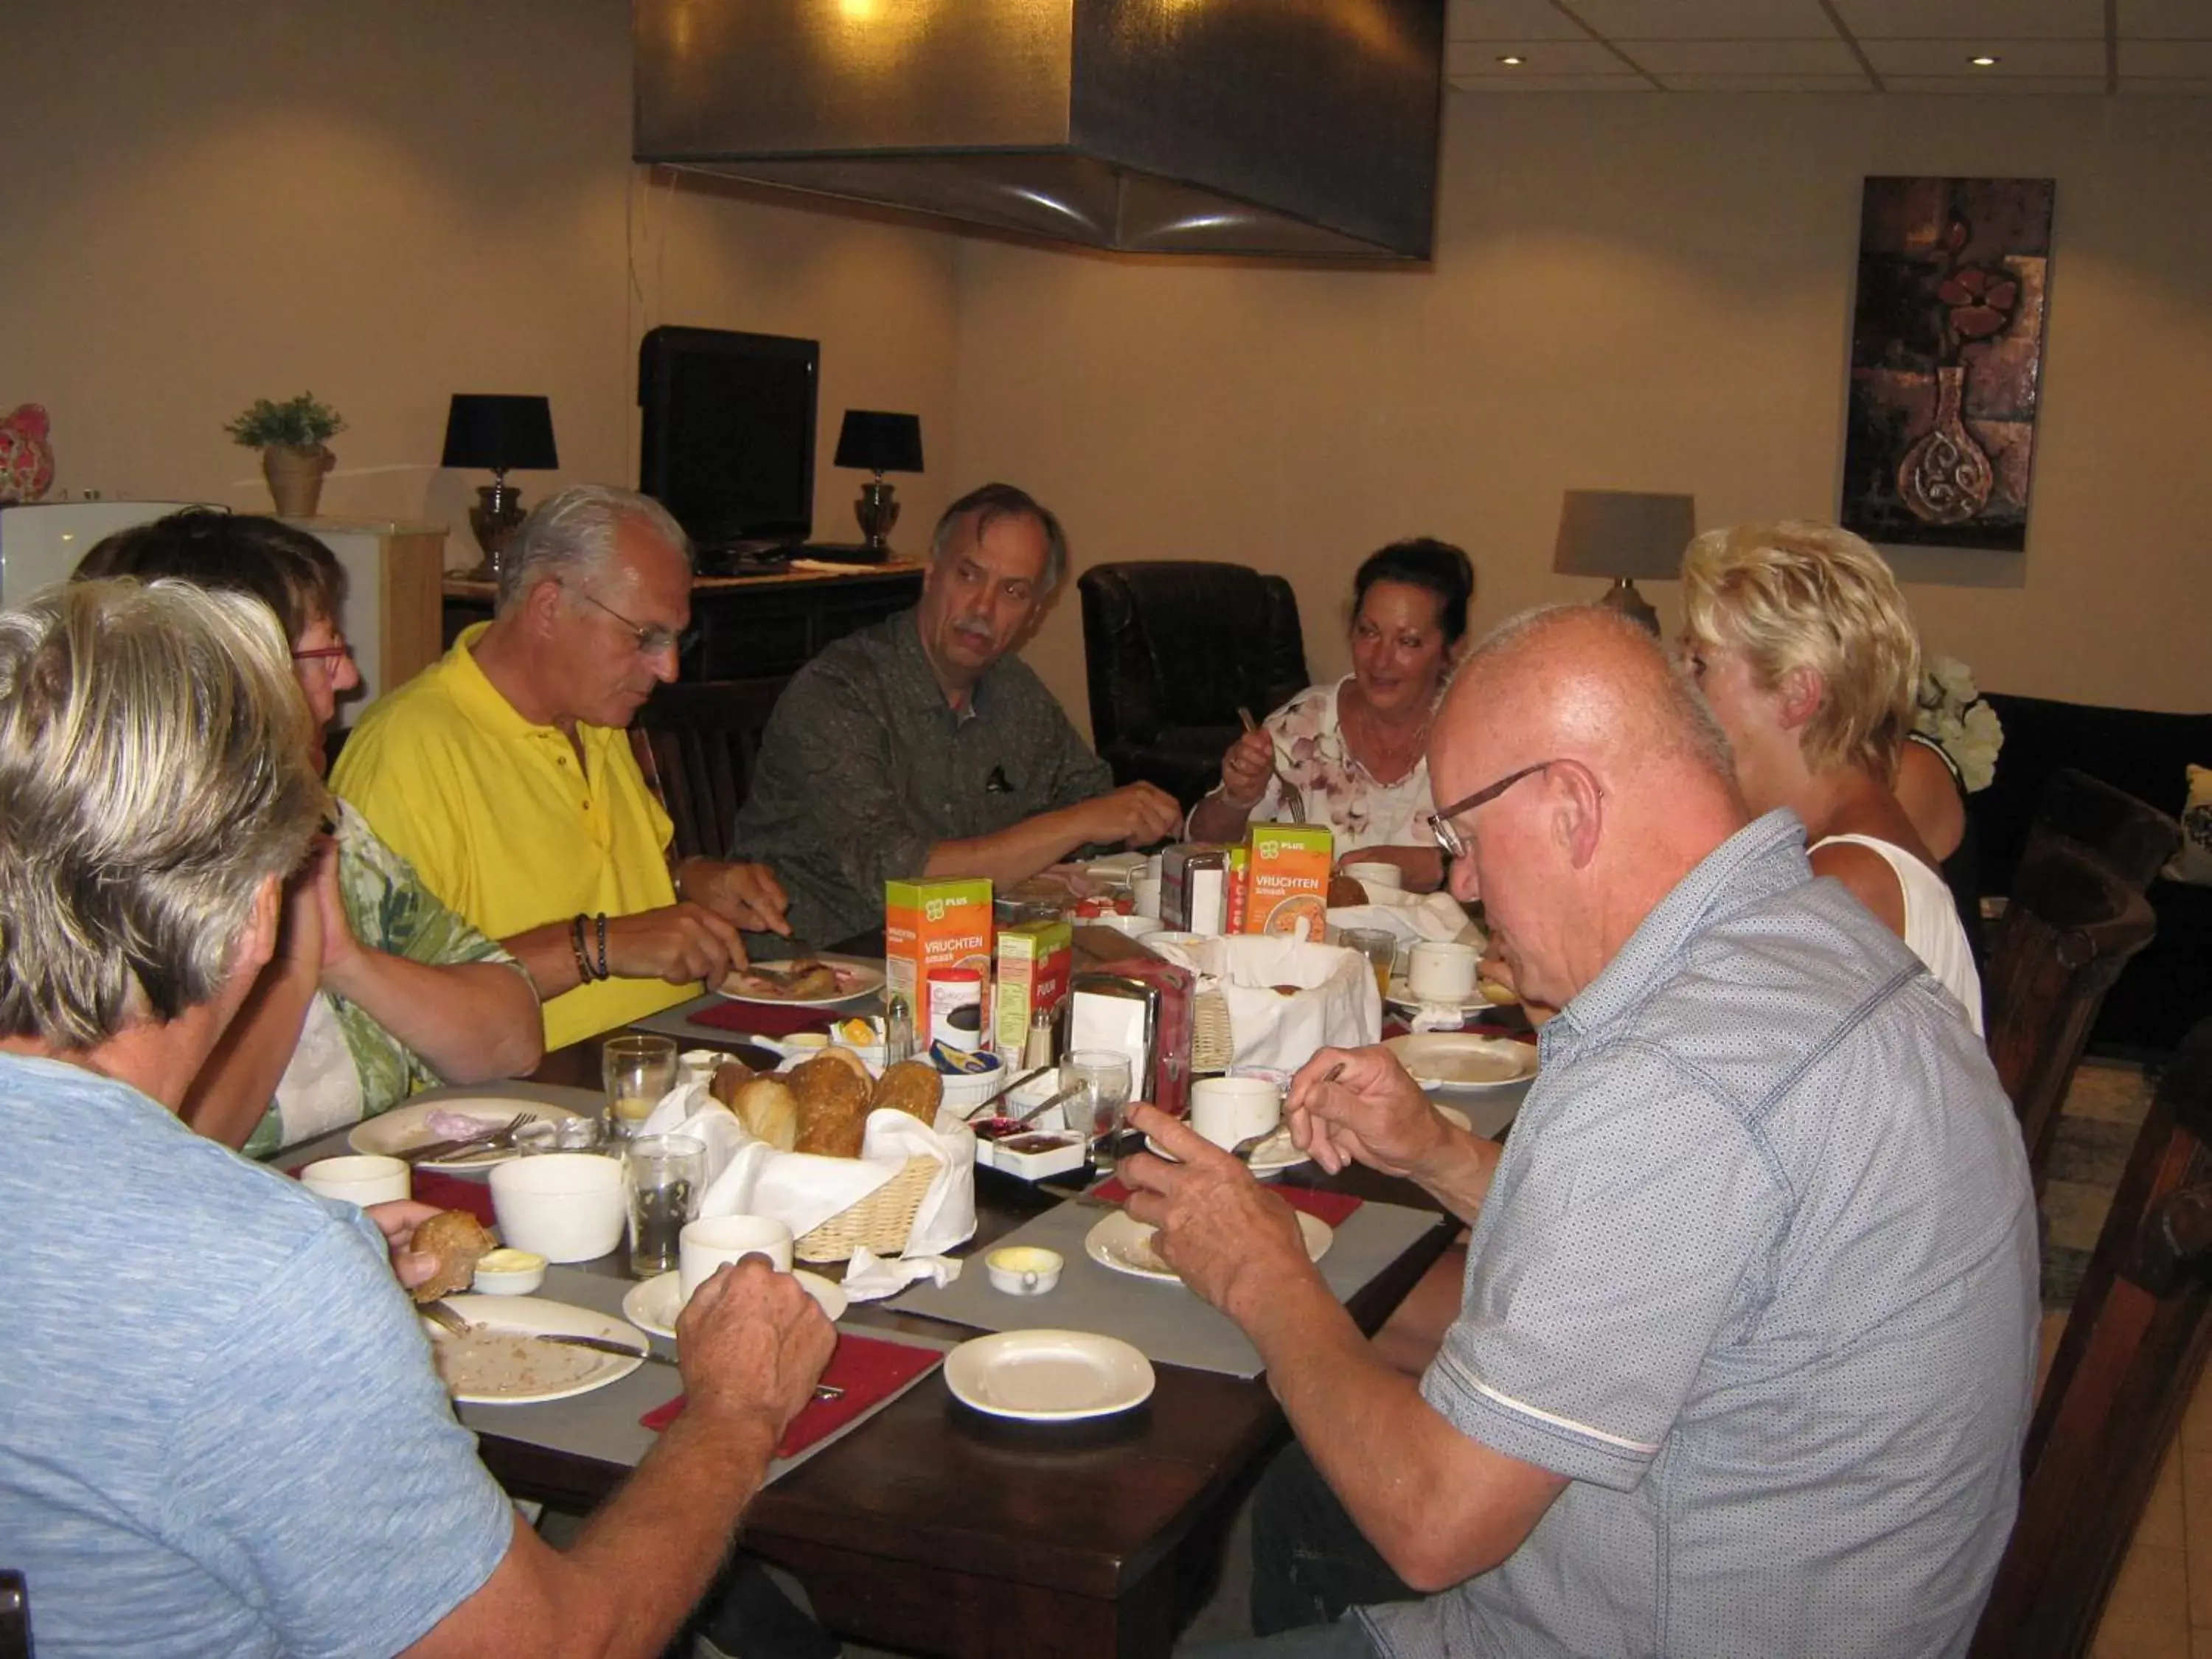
[883,990,916,1065]
[1023,1004,1056,1071]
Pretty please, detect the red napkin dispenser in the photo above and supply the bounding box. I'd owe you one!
[1068,962,1194,1117]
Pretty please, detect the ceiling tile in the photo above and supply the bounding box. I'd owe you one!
[2116,77,2212,92]
[1558,0,1842,38]
[1884,74,2110,91]
[2116,0,2212,39]
[1656,73,1877,91]
[1623,38,1864,74]
[2124,39,2212,73]
[1833,0,2104,38]
[1861,37,2107,74]
[1447,38,1632,75]
[1446,0,1589,43]
[1447,73,1660,91]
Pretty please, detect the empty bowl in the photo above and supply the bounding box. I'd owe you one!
[488,1151,625,1263]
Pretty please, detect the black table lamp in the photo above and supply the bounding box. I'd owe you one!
[833,410,924,555]
[441,394,559,580]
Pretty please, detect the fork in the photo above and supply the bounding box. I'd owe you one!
[1237,706,1306,826]
[401,1111,532,1166]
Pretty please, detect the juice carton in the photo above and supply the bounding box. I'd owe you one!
[1241,824,1333,940]
[993,917,1074,1054]
[884,877,994,1046]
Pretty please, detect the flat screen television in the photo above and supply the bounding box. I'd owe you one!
[637,325,818,549]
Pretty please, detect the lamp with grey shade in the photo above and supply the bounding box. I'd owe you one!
[441,394,559,582]
[832,410,923,558]
[1552,490,1697,636]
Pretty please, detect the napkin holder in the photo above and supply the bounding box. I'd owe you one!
[1068,961,1195,1116]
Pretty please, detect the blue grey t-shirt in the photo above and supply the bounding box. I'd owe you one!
[1363,810,2039,1659]
[0,1053,513,1656]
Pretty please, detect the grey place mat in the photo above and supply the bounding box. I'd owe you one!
[454,1265,958,1486]
[886,1195,1442,1380]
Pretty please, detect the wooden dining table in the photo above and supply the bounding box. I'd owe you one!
[448,1023,1461,1658]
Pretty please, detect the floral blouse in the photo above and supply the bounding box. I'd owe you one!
[1198,676,1437,854]
[240,802,527,1159]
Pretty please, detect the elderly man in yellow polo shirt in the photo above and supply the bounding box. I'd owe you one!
[333,485,789,1048]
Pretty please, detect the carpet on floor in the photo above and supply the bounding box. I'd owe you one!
[2039,1057,2158,1310]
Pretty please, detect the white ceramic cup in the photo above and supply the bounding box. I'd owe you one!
[1342,860,1405,892]
[1132,875,1164,919]
[1408,939,1481,1003]
[487,1151,625,1263]
[299,1154,410,1207]
[1189,1075,1282,1150]
[679,1214,795,1304]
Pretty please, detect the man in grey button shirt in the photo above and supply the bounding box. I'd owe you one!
[1126,605,2037,1658]
[732,482,1182,945]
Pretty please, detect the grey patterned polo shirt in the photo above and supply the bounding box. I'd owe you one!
[1361,809,2038,1658]
[730,608,1113,946]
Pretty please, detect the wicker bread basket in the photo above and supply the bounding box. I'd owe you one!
[793,1154,937,1263]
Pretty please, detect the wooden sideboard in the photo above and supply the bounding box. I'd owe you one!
[439,559,926,682]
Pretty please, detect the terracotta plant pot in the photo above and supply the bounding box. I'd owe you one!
[262,444,333,517]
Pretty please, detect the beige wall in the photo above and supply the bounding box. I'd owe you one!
[953,90,2212,726]
[0,1,960,558]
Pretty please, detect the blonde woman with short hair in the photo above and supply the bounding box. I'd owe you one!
[1680,521,1982,1032]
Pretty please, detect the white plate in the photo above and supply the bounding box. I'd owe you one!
[1384,1033,1538,1092]
[943,1329,1155,1422]
[1384,975,1500,1018]
[714,953,886,1008]
[1084,1206,1333,1284]
[349,1097,588,1169]
[1142,1124,1311,1175]
[421,1294,647,1405]
[621,1268,847,1340]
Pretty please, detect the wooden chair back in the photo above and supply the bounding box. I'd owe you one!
[1972,1019,2212,1658]
[1984,837,2159,1183]
[2023,766,2182,892]
[0,1569,28,1659]
[629,678,789,863]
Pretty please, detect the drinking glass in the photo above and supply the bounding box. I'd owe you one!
[1338,927,1397,1004]
[1062,1049,1135,1152]
[624,1133,706,1278]
[602,1034,679,1141]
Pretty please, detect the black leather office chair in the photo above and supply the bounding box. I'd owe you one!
[1078,562,1310,808]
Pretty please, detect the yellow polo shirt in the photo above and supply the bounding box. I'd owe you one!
[332,625,693,1050]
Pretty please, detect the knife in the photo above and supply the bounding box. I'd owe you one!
[508,1332,847,1399]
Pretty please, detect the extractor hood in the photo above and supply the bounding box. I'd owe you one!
[633,1,1445,260]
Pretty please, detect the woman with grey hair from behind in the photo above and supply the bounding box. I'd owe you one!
[0,580,327,1051]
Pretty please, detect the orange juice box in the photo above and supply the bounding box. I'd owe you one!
[1241,824,1333,940]
[885,877,994,1043]
[993,917,1073,1054]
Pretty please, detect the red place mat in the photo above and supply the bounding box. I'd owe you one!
[1087,1175,1363,1228]
[409,1169,497,1225]
[641,1331,943,1460]
[688,999,836,1040]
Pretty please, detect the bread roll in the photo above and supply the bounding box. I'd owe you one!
[813,1045,873,1085]
[870,1060,944,1126]
[726,1076,799,1151]
[789,1054,871,1158]
[410,1210,495,1304]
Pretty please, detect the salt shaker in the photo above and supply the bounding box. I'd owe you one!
[1023,1004,1056,1071]
[883,991,916,1065]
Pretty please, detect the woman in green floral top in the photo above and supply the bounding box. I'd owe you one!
[74,512,543,1154]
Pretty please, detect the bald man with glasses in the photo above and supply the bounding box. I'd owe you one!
[1124,605,2036,1659]
[333,484,790,1048]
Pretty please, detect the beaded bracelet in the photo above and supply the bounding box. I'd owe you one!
[594,912,610,981]
[569,914,596,984]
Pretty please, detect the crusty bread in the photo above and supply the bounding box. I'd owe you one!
[410,1209,496,1304]
[726,1075,799,1152]
[1327,874,1369,908]
[789,1054,872,1158]
[870,1060,944,1126]
[812,1045,872,1085]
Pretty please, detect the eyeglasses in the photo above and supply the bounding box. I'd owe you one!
[568,586,698,658]
[290,641,354,674]
[1430,759,1565,862]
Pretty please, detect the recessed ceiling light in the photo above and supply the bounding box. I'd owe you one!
[1498,54,1526,66]
[1969,54,2000,67]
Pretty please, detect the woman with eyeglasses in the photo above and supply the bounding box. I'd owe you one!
[72,510,543,1155]
[1678,521,1982,1031]
[1190,538,1474,892]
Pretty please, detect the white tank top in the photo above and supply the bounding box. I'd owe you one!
[1809,832,1984,1036]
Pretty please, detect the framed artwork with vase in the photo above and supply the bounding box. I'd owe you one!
[1840,175,2055,554]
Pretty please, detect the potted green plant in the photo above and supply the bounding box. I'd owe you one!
[226,392,346,517]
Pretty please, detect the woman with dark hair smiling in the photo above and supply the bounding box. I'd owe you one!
[1191,538,1474,892]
